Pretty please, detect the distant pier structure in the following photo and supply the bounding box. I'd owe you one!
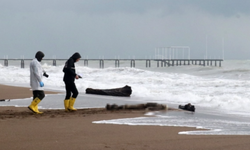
[155,46,191,60]
[153,46,223,67]
[1,46,223,68]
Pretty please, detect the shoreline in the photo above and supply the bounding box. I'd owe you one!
[1,84,250,150]
[0,84,60,100]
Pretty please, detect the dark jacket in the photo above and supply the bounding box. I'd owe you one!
[63,52,81,83]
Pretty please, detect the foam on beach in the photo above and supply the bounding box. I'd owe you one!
[1,60,250,135]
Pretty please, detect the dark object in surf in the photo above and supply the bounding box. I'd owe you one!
[179,103,195,112]
[0,99,10,102]
[106,102,167,111]
[86,85,132,97]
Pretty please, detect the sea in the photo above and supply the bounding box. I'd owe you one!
[0,59,250,135]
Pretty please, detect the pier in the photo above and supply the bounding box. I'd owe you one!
[1,46,224,68]
[0,59,223,68]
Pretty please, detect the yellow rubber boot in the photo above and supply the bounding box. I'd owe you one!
[28,98,42,114]
[68,97,77,111]
[64,99,70,112]
[28,100,37,113]
[35,105,43,114]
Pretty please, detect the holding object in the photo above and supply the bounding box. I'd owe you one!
[43,72,49,78]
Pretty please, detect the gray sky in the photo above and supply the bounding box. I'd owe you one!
[0,0,250,59]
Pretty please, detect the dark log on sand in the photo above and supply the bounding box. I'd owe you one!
[0,99,10,102]
[85,85,132,97]
[106,103,167,111]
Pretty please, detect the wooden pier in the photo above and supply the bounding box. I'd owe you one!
[154,59,223,67]
[0,59,223,68]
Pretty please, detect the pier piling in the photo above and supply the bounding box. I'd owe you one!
[4,59,8,67]
[1,59,223,68]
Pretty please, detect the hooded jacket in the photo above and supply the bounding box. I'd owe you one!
[30,51,45,90]
[63,52,81,83]
[35,51,44,62]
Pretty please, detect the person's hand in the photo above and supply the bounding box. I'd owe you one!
[75,75,79,79]
[39,81,44,87]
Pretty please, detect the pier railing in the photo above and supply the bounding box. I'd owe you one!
[0,59,223,68]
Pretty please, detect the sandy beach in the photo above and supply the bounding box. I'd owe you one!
[1,84,250,150]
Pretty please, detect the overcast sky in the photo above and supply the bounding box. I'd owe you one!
[0,0,249,59]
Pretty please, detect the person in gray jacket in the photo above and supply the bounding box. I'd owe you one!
[28,51,48,114]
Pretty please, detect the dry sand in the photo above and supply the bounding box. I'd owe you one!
[1,84,250,150]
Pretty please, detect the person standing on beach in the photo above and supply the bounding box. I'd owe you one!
[28,51,49,114]
[63,52,81,111]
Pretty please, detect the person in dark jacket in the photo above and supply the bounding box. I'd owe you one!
[63,52,81,111]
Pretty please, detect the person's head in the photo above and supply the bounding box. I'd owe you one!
[71,52,81,62]
[35,51,45,62]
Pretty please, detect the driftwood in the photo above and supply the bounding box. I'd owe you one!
[86,85,132,97]
[106,103,167,111]
[0,99,10,102]
[178,103,195,112]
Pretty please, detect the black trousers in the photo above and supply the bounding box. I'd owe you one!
[33,90,45,100]
[64,81,78,100]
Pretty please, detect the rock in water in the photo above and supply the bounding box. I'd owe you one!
[178,103,195,112]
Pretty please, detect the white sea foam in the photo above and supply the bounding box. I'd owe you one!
[93,110,250,135]
[1,60,250,114]
[1,60,250,135]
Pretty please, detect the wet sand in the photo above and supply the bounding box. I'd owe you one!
[1,84,250,150]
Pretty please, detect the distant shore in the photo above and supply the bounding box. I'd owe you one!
[1,84,250,150]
